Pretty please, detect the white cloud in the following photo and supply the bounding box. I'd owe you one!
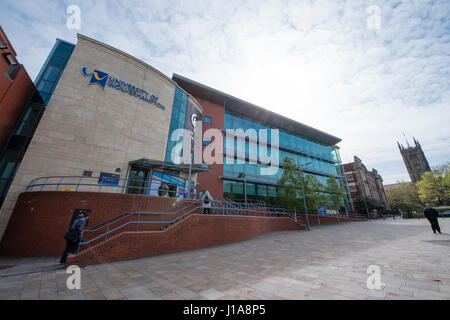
[0,0,449,184]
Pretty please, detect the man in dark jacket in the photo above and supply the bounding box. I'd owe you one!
[424,203,441,234]
[59,212,90,264]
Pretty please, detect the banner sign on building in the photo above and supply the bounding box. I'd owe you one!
[82,67,166,110]
[98,172,120,186]
[150,172,186,198]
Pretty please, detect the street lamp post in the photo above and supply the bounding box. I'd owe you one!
[297,160,312,231]
[187,114,201,199]
[238,173,247,208]
[356,175,371,221]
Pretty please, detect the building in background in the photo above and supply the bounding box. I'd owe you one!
[344,156,390,212]
[0,26,36,208]
[398,138,431,183]
[173,74,354,212]
[0,38,74,210]
[0,34,207,240]
[0,33,355,242]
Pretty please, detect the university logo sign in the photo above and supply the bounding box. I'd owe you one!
[88,68,108,88]
[81,66,166,110]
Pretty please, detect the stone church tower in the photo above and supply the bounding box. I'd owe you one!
[398,138,431,183]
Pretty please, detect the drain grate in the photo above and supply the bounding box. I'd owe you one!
[0,265,17,270]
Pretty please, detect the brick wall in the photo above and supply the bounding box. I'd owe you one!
[0,27,35,151]
[195,97,225,200]
[66,214,305,267]
[0,191,191,256]
[0,191,366,260]
[298,214,367,225]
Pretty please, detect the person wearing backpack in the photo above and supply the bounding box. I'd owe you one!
[202,191,213,214]
[59,211,90,264]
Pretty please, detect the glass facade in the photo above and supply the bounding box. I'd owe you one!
[223,112,353,211]
[0,39,75,208]
[165,86,188,163]
[34,39,75,104]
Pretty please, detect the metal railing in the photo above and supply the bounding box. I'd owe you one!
[25,175,192,198]
[79,199,307,248]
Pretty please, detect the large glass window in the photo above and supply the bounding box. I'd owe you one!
[165,87,188,163]
[223,112,352,210]
[0,36,6,49]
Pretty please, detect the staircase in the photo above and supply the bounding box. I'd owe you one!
[80,199,201,248]
[64,200,308,267]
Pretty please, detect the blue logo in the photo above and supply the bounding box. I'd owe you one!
[82,67,109,89]
[81,66,166,110]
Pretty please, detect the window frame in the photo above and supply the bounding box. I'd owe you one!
[0,37,6,49]
[4,53,18,66]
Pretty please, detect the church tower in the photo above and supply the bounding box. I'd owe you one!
[398,137,431,183]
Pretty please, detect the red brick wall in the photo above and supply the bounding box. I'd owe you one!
[196,97,225,200]
[0,191,192,256]
[0,28,35,150]
[66,214,305,267]
[0,191,365,260]
[297,214,367,225]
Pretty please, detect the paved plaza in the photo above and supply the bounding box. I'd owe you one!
[0,218,449,300]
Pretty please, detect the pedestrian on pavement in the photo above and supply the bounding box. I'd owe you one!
[424,203,442,234]
[202,191,213,214]
[59,211,90,264]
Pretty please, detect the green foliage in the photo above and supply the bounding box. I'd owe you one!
[416,169,450,205]
[277,157,303,211]
[353,198,381,215]
[385,182,422,211]
[277,157,327,212]
[303,174,327,212]
[324,175,346,211]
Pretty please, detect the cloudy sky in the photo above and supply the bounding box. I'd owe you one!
[1,0,449,184]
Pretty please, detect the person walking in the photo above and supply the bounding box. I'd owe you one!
[202,191,213,214]
[424,203,442,234]
[59,211,90,264]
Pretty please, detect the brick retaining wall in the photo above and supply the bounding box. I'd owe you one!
[0,191,188,256]
[66,214,305,267]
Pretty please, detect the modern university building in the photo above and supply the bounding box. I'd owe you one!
[0,34,357,259]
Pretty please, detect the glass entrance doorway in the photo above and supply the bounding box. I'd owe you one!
[126,166,187,198]
[126,167,149,195]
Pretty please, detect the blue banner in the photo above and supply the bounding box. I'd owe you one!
[98,172,120,186]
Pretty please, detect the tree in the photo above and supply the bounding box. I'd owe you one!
[385,182,422,210]
[324,175,346,212]
[416,170,450,205]
[277,157,326,212]
[277,157,303,211]
[303,174,326,212]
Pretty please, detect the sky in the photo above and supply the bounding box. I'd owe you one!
[1,0,449,184]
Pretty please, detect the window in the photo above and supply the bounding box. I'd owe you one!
[4,53,18,66]
[348,185,357,192]
[204,116,212,124]
[6,64,21,80]
[0,37,6,49]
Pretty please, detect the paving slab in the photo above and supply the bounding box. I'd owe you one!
[1,218,450,300]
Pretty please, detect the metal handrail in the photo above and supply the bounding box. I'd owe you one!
[79,201,306,247]
[25,175,194,197]
[85,199,199,231]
